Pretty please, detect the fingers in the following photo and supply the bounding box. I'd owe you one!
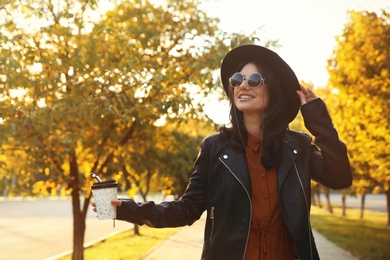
[111,199,122,207]
[297,84,318,105]
[299,84,311,98]
[301,85,318,99]
[91,202,97,212]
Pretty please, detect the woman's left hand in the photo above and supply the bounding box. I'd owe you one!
[297,84,318,106]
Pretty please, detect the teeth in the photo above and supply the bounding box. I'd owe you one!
[239,95,252,99]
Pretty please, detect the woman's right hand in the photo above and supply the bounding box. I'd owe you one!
[297,84,318,106]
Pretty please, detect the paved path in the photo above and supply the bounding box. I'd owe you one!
[0,198,132,260]
[143,213,358,260]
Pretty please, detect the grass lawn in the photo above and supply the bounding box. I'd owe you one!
[311,205,390,260]
[58,226,178,260]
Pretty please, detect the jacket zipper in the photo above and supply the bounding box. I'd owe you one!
[209,206,215,242]
[220,158,252,260]
[294,163,314,260]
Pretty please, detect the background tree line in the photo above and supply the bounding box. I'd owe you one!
[323,9,389,224]
[0,0,389,259]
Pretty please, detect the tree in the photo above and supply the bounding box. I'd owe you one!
[326,10,390,224]
[115,117,216,200]
[157,118,217,197]
[0,0,271,258]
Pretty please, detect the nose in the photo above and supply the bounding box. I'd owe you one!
[239,77,249,88]
[238,78,250,89]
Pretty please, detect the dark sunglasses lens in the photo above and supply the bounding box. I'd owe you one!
[230,73,243,87]
[248,73,262,87]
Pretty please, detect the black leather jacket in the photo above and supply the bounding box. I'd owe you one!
[117,99,352,260]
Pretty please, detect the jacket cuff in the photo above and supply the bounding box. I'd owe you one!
[116,199,139,221]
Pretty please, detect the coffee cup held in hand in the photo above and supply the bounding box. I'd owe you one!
[91,180,118,220]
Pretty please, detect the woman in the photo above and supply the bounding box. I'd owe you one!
[93,45,352,260]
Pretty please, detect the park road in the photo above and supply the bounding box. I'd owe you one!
[0,197,132,260]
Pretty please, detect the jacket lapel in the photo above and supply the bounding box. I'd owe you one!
[220,148,251,194]
[277,141,300,190]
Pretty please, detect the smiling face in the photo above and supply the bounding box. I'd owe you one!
[232,62,269,118]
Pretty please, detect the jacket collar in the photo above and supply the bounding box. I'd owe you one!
[219,136,300,193]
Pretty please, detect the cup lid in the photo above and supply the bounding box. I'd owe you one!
[91,180,118,189]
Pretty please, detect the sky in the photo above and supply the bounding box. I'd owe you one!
[201,0,389,124]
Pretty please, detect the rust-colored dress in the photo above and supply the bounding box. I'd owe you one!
[244,133,296,260]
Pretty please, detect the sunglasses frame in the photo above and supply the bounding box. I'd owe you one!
[229,72,265,89]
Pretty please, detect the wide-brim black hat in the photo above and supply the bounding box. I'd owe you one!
[220,44,300,122]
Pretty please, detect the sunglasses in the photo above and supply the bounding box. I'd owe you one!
[229,72,265,88]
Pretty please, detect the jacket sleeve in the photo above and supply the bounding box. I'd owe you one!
[301,98,352,189]
[116,139,209,227]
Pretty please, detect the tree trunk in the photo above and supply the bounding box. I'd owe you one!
[122,165,132,191]
[72,199,86,260]
[134,224,140,235]
[311,185,321,207]
[69,153,86,260]
[341,194,347,216]
[311,186,316,206]
[316,187,322,208]
[360,193,366,220]
[324,187,333,213]
[386,188,390,226]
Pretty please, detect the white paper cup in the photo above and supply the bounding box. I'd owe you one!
[91,180,118,220]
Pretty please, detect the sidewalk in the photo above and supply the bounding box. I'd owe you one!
[142,214,358,260]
